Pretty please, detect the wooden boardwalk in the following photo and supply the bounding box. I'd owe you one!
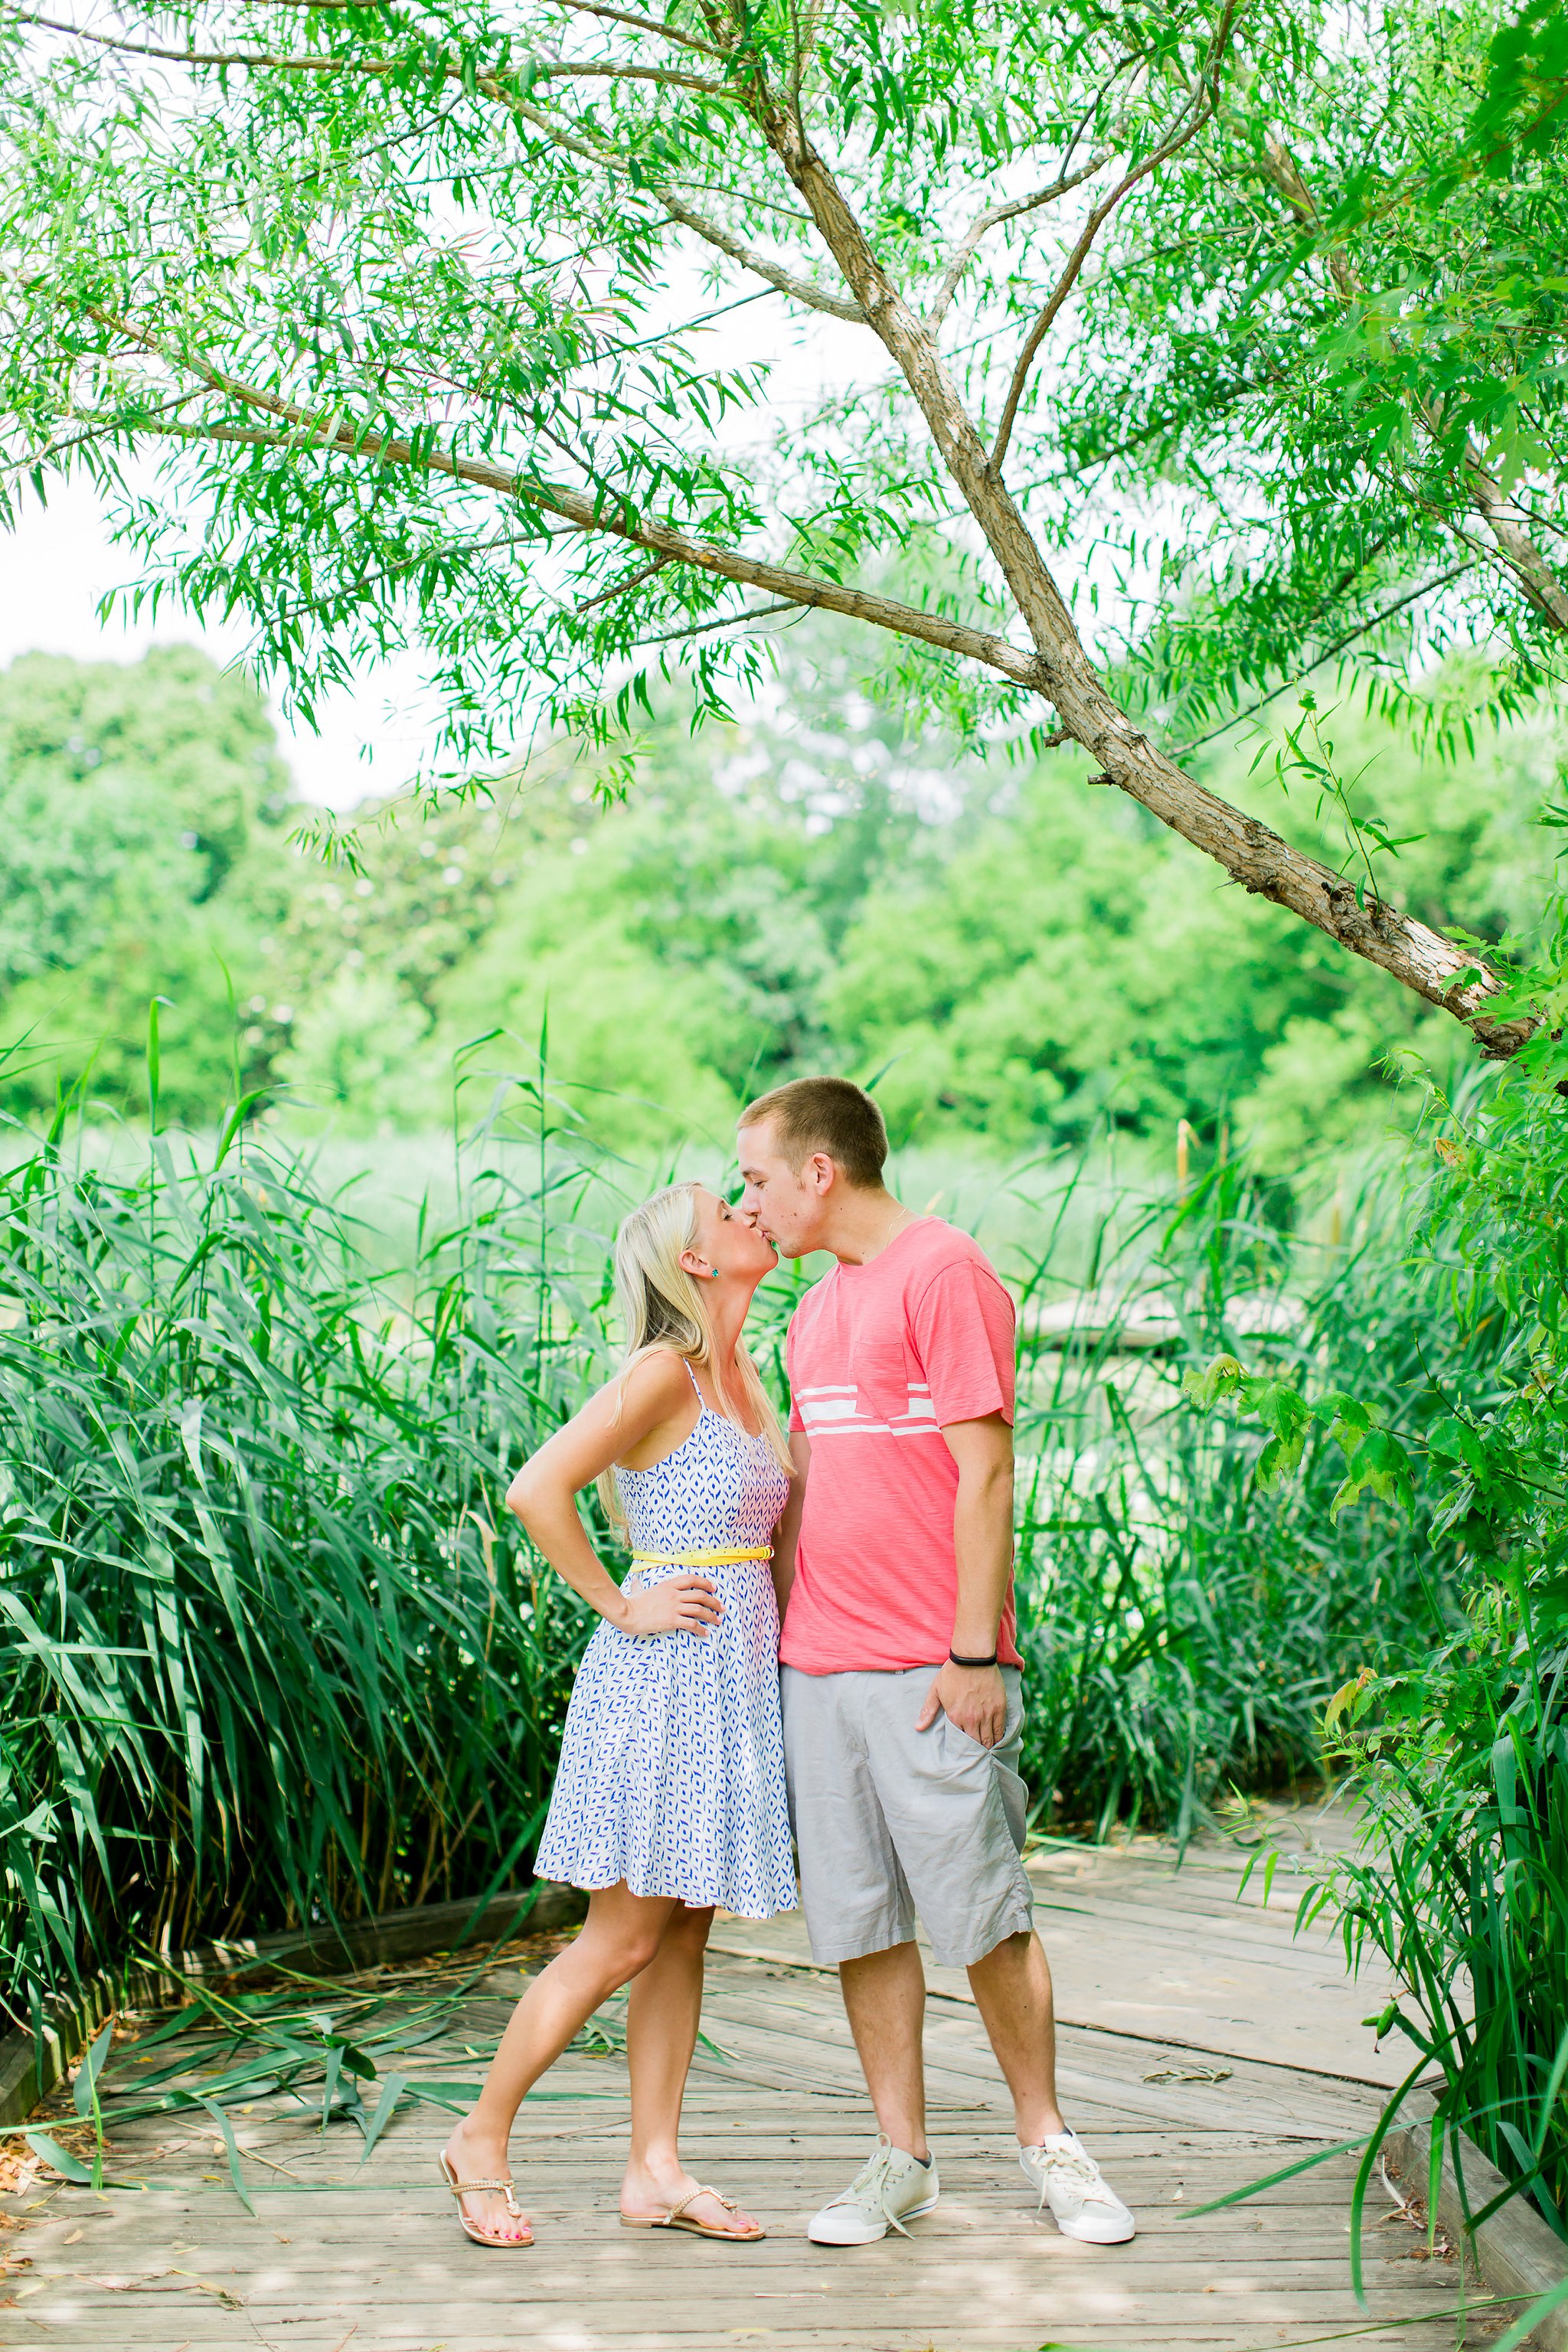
[2,1815,1491,2352]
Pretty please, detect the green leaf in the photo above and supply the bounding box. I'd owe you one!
[1426,1415,1488,1482]
[73,2019,114,2116]
[197,2096,256,2214]
[1182,1355,1246,1409]
[358,2071,410,2163]
[1253,1379,1310,1486]
[23,2130,95,2184]
[1177,2134,1372,2216]
[1330,1426,1416,1521]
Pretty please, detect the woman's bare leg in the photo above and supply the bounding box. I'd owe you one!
[619,1905,757,2236]
[443,1882,676,2241]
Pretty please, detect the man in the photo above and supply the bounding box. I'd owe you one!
[738,1076,1135,2249]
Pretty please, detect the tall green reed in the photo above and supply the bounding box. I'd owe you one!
[1007,1158,1462,1842]
[1326,1054,1568,2235]
[0,1044,1460,2030]
[1187,1033,1568,2233]
[0,1069,618,2020]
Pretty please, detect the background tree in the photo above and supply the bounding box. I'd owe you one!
[0,647,294,1113]
[2,0,1564,1051]
[5,644,1556,1158]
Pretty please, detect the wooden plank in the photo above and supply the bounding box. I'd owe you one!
[709,1895,1407,2089]
[1,1828,1479,2352]
[0,1882,590,2131]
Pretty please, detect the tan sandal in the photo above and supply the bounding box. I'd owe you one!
[439,2150,534,2248]
[620,2184,766,2241]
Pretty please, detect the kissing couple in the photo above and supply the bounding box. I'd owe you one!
[438,1076,1135,2252]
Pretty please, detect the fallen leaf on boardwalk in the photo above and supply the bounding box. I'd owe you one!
[96,2266,247,2309]
[0,2150,41,2197]
[1142,2063,1233,2084]
[170,2269,247,2309]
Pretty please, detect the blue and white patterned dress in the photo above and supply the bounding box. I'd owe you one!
[534,1366,798,1919]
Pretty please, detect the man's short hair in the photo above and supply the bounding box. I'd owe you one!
[739,1076,888,1190]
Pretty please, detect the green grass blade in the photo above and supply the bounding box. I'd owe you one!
[358,2072,410,2163]
[71,2019,114,2118]
[1485,2278,1568,2352]
[23,2130,94,2183]
[196,2095,256,2215]
[1177,2135,1371,2217]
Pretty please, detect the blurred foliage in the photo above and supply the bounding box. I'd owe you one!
[0,648,295,1110]
[2,644,1562,1170]
[0,1076,615,2010]
[1190,904,1568,2230]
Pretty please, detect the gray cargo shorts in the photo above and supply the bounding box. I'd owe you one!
[780,1664,1034,1969]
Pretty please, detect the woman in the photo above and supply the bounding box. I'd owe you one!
[438,1181,799,2249]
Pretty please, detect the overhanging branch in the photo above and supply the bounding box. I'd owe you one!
[129,411,1049,688]
[5,8,733,96]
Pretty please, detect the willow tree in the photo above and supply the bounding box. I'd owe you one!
[3,0,1564,1050]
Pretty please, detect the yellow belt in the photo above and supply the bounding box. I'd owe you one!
[629,1547,773,1567]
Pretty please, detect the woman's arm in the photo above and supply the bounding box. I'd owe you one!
[505,1354,724,1639]
[768,1432,811,1620]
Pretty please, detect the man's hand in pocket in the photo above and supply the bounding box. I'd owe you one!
[916,1660,1006,1746]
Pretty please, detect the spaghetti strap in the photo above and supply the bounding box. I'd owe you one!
[681,1357,704,1405]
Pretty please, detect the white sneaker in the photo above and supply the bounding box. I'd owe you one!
[807,2134,939,2245]
[1020,2129,1135,2243]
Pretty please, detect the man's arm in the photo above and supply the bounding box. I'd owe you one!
[769,1432,812,1620]
[914,1412,1014,1746]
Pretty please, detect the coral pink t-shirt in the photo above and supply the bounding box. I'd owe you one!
[781,1218,1020,1675]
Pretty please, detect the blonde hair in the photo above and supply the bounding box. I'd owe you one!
[596,1181,791,1530]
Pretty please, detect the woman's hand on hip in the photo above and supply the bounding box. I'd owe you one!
[613,1573,723,1638]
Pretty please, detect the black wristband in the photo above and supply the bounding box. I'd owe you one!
[949,1648,999,1669]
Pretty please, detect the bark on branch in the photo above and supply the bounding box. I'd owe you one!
[101,289,1530,1057]
[927,150,1113,330]
[135,410,1052,686]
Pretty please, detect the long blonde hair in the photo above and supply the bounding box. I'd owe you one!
[596,1181,791,1529]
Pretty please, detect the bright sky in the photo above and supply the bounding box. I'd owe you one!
[0,471,440,808]
[0,283,871,810]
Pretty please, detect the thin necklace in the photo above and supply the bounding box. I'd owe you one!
[878,1200,916,1251]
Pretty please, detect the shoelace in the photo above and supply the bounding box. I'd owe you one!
[1027,2143,1111,2216]
[832,2136,918,2237]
